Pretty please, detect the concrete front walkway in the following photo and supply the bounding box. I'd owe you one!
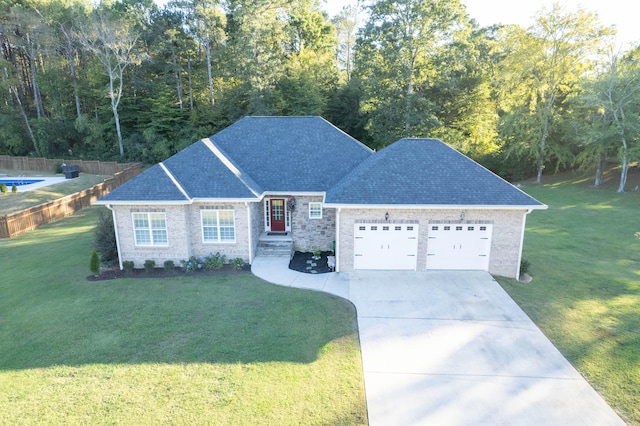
[251,257,626,426]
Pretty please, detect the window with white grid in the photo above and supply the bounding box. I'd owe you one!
[132,212,167,246]
[201,210,235,243]
[309,202,322,219]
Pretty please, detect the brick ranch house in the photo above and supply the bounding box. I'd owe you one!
[95,116,546,279]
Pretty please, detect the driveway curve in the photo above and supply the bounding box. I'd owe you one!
[251,257,625,425]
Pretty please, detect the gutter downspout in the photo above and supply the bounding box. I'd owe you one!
[516,209,533,281]
[246,202,253,264]
[335,208,341,272]
[105,204,123,270]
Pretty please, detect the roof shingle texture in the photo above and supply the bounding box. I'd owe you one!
[99,164,188,202]
[325,138,544,206]
[208,116,373,192]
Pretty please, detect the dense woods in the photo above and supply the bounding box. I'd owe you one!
[1,0,638,189]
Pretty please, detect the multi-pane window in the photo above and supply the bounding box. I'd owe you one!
[309,202,322,219]
[201,210,235,243]
[133,212,167,246]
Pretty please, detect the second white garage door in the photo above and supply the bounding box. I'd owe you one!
[426,223,492,270]
[354,223,419,270]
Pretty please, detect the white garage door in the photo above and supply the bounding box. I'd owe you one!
[426,223,492,270]
[354,223,419,270]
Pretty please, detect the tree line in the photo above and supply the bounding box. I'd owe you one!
[1,0,639,190]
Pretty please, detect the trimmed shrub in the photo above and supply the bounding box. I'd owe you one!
[163,260,175,270]
[204,252,225,270]
[230,257,245,270]
[520,258,531,276]
[11,184,17,193]
[144,260,156,273]
[90,249,100,275]
[94,209,118,265]
[0,183,7,193]
[123,261,135,273]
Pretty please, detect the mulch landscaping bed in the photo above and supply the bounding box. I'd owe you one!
[88,264,251,281]
[288,251,334,274]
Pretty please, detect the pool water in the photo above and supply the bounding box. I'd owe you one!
[0,176,66,192]
[0,179,44,187]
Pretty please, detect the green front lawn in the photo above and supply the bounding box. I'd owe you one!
[0,208,367,425]
[498,174,640,425]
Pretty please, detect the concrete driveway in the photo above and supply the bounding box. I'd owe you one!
[350,270,625,426]
[251,258,625,425]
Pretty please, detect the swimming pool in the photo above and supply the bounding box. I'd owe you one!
[0,179,44,187]
[0,177,67,192]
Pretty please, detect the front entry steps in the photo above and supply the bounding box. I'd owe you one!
[256,232,294,257]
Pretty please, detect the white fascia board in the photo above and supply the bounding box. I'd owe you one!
[191,197,260,203]
[259,191,326,202]
[323,203,548,210]
[93,199,191,206]
[261,191,326,197]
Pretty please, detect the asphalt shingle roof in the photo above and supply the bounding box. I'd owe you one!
[325,138,544,207]
[163,140,261,199]
[98,164,188,202]
[97,120,543,208]
[208,116,373,192]
[98,116,373,203]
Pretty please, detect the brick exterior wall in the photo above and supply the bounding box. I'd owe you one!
[186,202,252,262]
[113,201,529,278]
[287,195,336,253]
[113,205,190,268]
[335,207,529,278]
[113,202,255,268]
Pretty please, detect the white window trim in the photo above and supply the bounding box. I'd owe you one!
[309,202,322,219]
[132,212,168,247]
[201,209,236,243]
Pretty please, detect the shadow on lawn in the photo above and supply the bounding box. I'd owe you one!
[1,275,358,370]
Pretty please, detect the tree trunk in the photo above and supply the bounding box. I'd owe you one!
[188,56,194,110]
[61,25,82,120]
[404,50,417,136]
[205,38,214,106]
[27,36,45,119]
[108,63,125,156]
[594,154,603,188]
[10,85,39,156]
[113,106,124,156]
[618,147,628,193]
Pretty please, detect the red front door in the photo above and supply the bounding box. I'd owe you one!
[270,199,285,232]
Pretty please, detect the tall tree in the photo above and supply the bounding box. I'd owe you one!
[226,0,288,114]
[525,3,611,183]
[582,49,640,192]
[332,5,359,81]
[78,4,143,156]
[355,0,469,145]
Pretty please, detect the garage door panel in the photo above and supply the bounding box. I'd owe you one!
[426,224,492,271]
[354,224,418,270]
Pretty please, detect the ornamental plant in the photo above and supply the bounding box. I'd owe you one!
[90,249,100,275]
[123,261,135,273]
[204,252,225,270]
[230,257,245,270]
[0,184,7,193]
[181,256,202,273]
[144,260,156,273]
[11,184,17,193]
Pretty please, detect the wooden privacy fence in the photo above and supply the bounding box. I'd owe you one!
[0,164,141,239]
[0,155,138,175]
